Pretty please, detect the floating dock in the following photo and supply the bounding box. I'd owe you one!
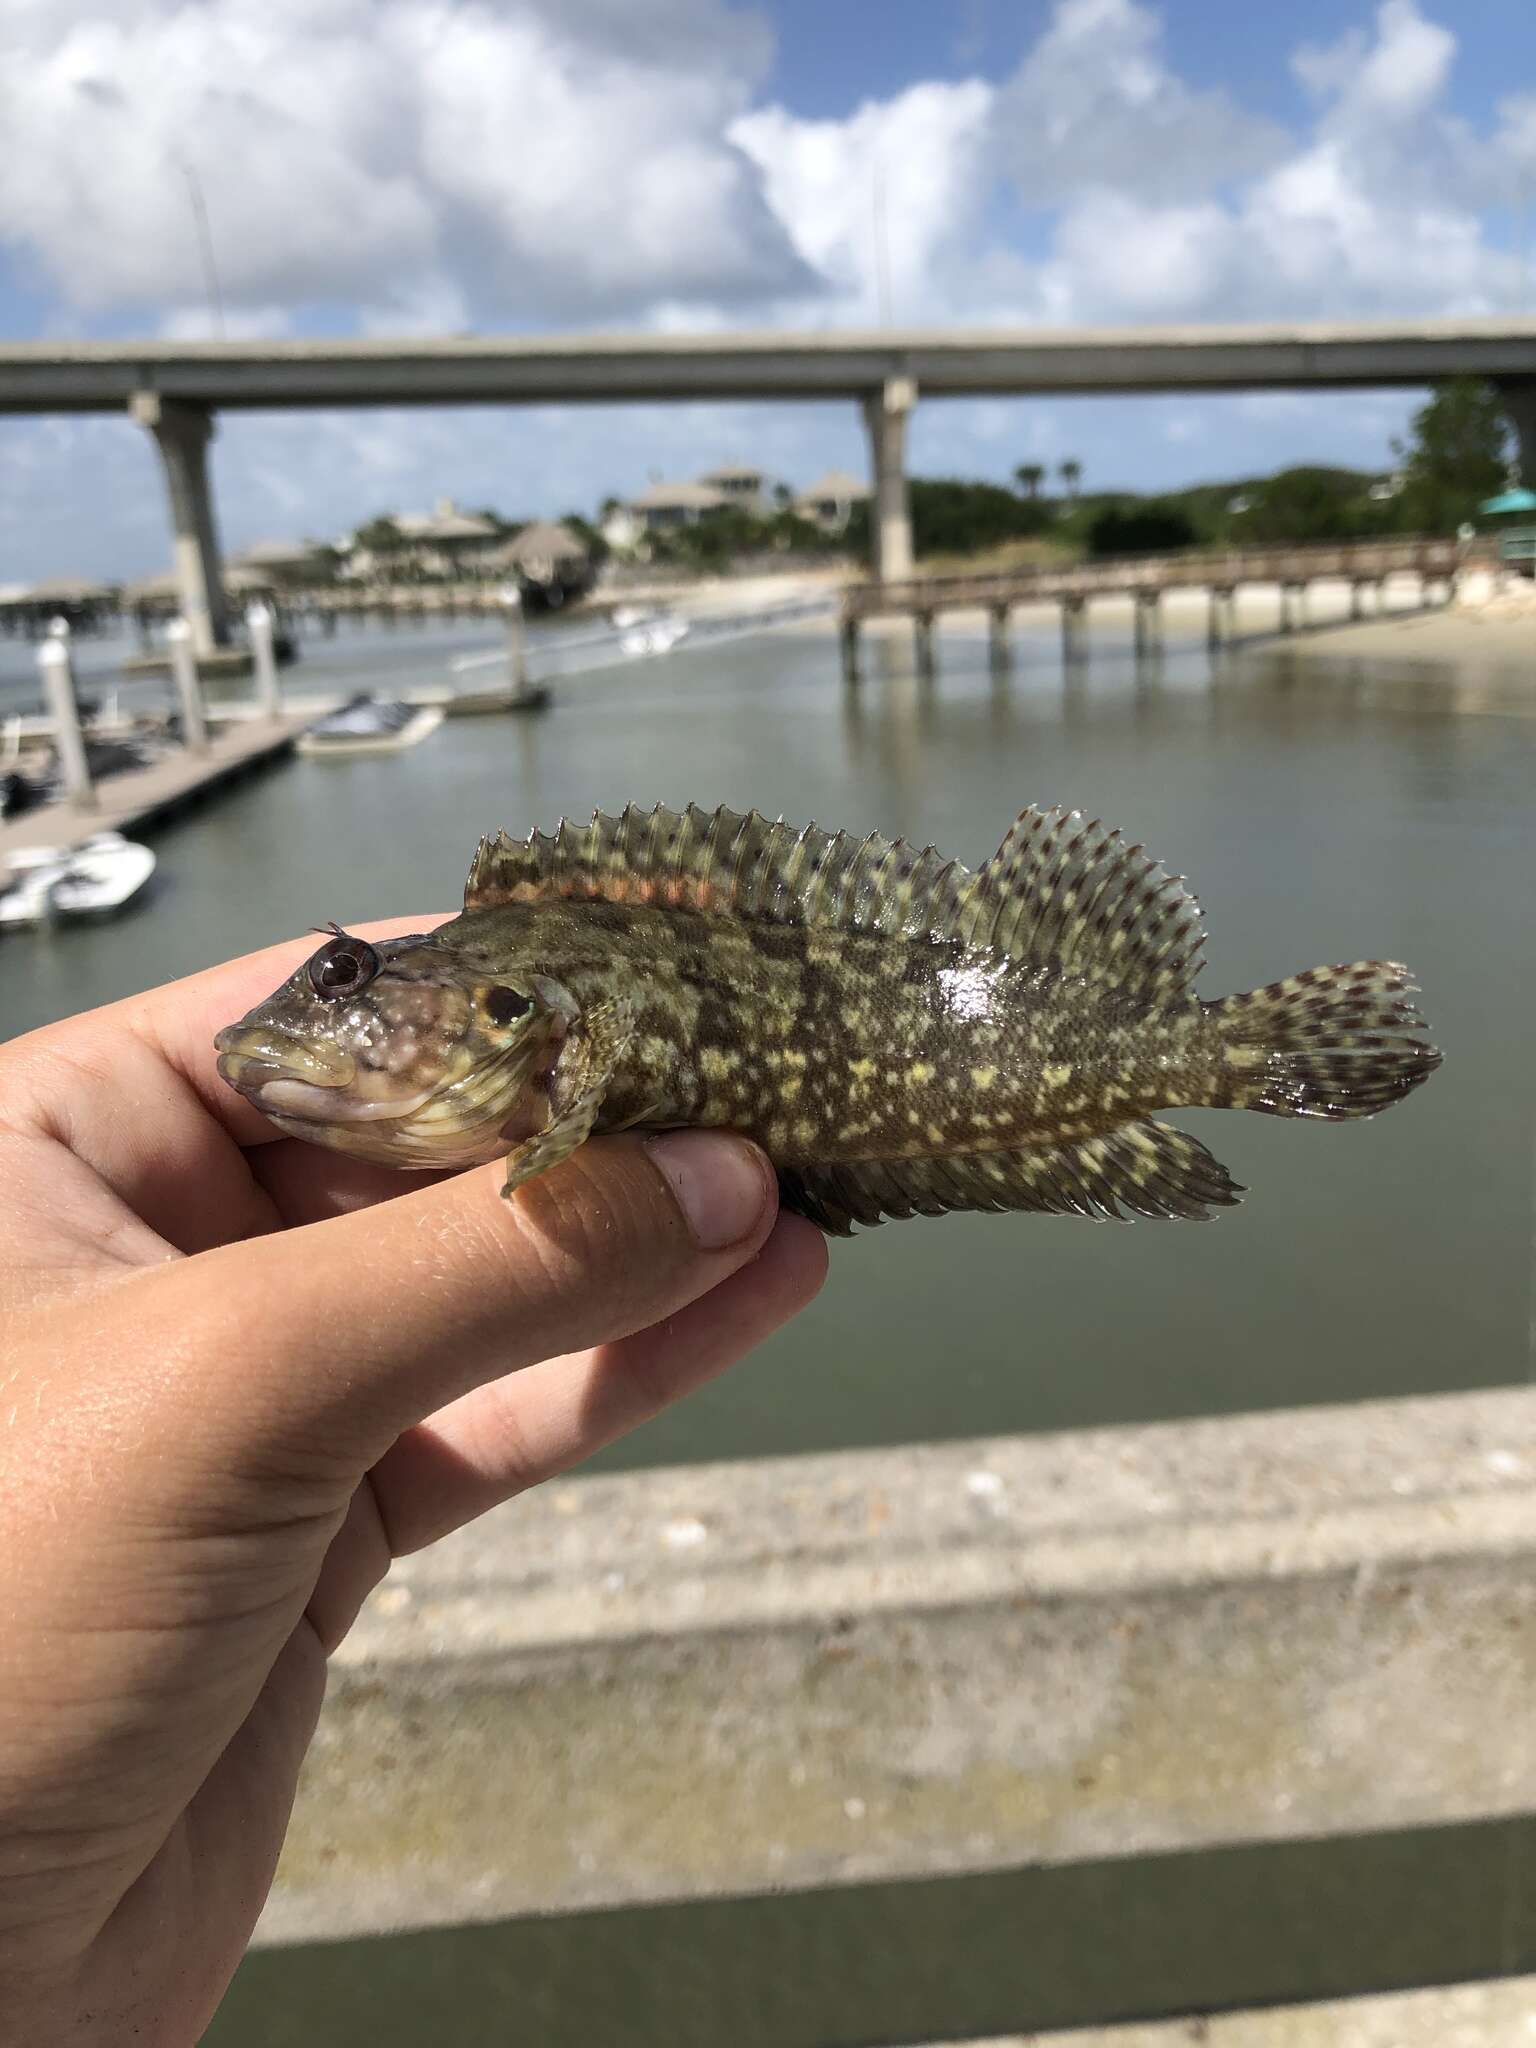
[0,713,307,862]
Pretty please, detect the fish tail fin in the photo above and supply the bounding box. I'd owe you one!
[1205,962,1441,1120]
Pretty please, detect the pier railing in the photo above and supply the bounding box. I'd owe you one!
[843,535,1476,620]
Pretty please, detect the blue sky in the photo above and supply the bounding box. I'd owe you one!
[1,0,1533,580]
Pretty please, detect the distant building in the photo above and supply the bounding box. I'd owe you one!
[600,504,644,552]
[628,480,731,533]
[349,498,504,579]
[482,519,595,609]
[228,538,334,586]
[794,468,871,534]
[698,462,769,513]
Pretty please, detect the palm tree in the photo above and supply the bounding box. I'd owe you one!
[1059,459,1082,500]
[1014,462,1045,500]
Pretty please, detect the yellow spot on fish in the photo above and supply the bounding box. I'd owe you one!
[908,1060,936,1085]
[971,1065,998,1091]
[848,1057,876,1084]
[1043,1063,1073,1088]
[927,1123,946,1144]
[700,1047,738,1079]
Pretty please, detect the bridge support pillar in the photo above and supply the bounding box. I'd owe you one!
[1279,584,1300,633]
[861,376,915,583]
[913,610,935,677]
[129,393,229,658]
[988,604,1010,669]
[1133,591,1160,656]
[839,614,860,684]
[1061,595,1087,662]
[1350,580,1367,620]
[1496,379,1536,486]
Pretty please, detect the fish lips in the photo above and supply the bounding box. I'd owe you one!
[214,1022,357,1103]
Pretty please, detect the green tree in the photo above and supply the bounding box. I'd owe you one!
[1059,458,1082,499]
[908,478,1053,556]
[353,515,404,551]
[1228,467,1394,545]
[1394,378,1511,532]
[1086,499,1196,558]
[1014,462,1045,499]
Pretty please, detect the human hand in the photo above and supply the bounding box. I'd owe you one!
[0,924,826,2045]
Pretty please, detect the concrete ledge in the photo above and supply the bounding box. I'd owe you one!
[259,1388,1536,1950]
[922,1971,1536,2044]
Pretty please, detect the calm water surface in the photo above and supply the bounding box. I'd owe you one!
[4,612,1531,1463]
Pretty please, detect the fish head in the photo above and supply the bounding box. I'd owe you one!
[214,924,575,1169]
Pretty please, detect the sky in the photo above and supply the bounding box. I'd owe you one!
[1,0,1534,579]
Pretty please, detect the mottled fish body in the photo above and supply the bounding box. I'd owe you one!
[215,805,1441,1232]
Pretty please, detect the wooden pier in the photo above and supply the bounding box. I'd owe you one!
[839,536,1475,677]
[0,714,307,862]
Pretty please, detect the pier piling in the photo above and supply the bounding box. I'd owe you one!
[165,618,210,754]
[1061,594,1087,662]
[36,625,96,812]
[988,604,1010,669]
[247,602,281,720]
[913,611,936,677]
[499,583,531,700]
[839,615,860,684]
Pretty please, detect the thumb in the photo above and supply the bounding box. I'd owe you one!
[125,1130,779,1490]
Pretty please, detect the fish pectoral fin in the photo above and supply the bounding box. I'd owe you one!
[779,1120,1244,1235]
[500,999,635,1200]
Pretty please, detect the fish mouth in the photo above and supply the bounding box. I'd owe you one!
[215,1023,358,1101]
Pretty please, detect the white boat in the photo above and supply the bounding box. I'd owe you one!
[297,695,446,757]
[619,615,691,658]
[0,831,157,929]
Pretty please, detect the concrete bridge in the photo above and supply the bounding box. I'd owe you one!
[2,318,1534,653]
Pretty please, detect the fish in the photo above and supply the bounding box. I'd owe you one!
[213,803,1442,1234]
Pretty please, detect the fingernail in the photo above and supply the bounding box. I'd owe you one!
[644,1131,772,1249]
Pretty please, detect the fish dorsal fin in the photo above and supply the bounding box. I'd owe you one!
[951,805,1206,997]
[464,804,974,939]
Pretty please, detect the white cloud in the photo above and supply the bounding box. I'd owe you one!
[731,81,994,323]
[0,0,813,325]
[994,0,1287,205]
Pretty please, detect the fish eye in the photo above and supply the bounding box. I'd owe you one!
[486,984,533,1026]
[307,933,381,1000]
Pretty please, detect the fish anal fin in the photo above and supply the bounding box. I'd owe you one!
[779,1120,1243,1235]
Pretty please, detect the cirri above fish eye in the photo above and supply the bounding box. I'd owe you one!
[307,932,380,1000]
[216,802,1443,1234]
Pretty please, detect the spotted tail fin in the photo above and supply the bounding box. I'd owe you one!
[1206,962,1441,1120]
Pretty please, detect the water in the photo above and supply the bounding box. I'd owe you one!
[3,610,1532,1468]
